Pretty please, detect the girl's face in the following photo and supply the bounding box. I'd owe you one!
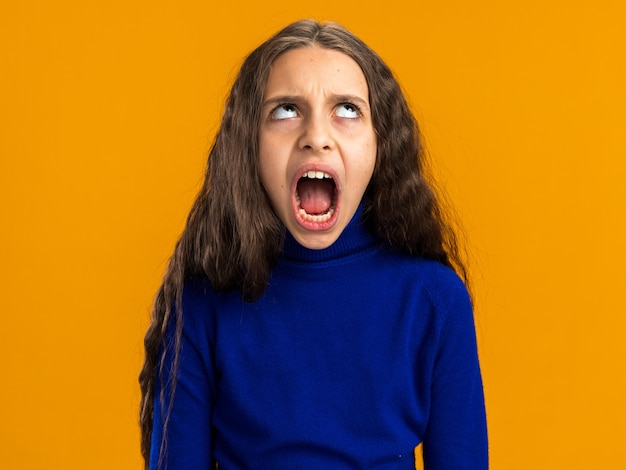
[259,46,377,250]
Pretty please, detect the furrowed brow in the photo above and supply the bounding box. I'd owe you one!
[262,95,305,109]
[330,94,370,110]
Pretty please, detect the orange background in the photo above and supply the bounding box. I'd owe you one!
[1,1,625,468]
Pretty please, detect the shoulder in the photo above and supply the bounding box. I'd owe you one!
[386,253,472,321]
[179,277,246,329]
[389,252,468,298]
[176,277,222,337]
[419,260,471,311]
[181,276,215,308]
[411,260,477,349]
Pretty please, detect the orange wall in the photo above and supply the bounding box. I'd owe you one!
[2,1,625,468]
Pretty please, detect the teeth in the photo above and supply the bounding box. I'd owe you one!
[298,205,336,222]
[295,193,337,223]
[296,170,337,223]
[304,170,332,180]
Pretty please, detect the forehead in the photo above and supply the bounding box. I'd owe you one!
[264,46,369,100]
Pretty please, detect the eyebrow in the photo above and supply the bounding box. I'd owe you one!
[262,94,370,111]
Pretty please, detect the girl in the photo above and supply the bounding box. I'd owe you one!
[140,19,488,470]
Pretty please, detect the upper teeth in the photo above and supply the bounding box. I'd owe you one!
[303,170,331,179]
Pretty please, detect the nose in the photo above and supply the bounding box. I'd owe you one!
[298,112,334,152]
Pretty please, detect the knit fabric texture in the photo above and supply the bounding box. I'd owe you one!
[150,206,488,469]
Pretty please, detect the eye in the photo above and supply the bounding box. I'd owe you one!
[270,104,298,120]
[335,103,360,119]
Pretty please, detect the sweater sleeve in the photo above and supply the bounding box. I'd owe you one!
[422,275,489,469]
[149,281,217,470]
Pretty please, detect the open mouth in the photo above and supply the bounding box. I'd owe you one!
[294,170,338,223]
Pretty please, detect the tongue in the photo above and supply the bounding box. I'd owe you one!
[298,179,334,215]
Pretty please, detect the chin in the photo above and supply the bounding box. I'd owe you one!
[289,227,343,250]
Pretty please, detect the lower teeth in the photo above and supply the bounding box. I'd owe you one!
[298,206,335,222]
[295,194,336,222]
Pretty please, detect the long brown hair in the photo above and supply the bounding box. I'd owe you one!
[139,19,468,469]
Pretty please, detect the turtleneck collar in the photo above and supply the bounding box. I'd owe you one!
[280,202,379,263]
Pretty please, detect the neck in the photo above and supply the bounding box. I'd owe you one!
[281,203,378,262]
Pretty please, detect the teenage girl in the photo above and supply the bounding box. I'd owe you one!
[140,19,488,470]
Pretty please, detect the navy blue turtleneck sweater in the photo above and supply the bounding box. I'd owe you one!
[150,207,488,469]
